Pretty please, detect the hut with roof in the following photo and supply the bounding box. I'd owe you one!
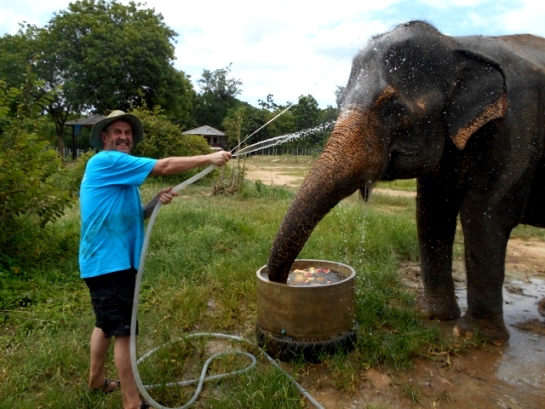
[65,114,105,159]
[182,125,227,150]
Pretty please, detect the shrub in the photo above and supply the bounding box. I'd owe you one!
[0,81,75,273]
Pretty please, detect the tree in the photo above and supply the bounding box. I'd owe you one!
[0,26,41,91]
[291,95,320,130]
[222,104,260,148]
[319,105,339,125]
[222,100,296,151]
[223,93,337,153]
[0,0,194,156]
[197,63,242,99]
[45,0,191,111]
[288,94,324,147]
[194,63,243,129]
[257,94,282,111]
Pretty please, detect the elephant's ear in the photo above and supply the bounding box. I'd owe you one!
[446,50,507,150]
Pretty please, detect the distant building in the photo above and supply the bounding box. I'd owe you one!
[65,114,105,159]
[182,125,227,150]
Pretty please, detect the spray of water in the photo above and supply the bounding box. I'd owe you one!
[232,120,336,157]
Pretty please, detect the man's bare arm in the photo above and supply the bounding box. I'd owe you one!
[150,151,232,177]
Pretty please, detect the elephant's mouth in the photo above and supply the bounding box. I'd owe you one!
[381,150,440,180]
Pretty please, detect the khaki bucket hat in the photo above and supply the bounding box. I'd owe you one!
[90,110,144,150]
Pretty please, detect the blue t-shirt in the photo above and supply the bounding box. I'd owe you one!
[79,151,157,279]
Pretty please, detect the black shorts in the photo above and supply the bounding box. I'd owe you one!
[84,268,139,338]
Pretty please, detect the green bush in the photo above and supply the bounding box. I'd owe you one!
[0,81,78,274]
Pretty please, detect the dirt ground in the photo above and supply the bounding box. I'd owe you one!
[245,162,545,409]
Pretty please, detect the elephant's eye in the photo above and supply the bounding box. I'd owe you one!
[380,99,410,129]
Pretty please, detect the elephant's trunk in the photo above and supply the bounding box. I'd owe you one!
[267,107,387,283]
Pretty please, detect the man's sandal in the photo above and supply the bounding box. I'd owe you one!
[90,378,120,394]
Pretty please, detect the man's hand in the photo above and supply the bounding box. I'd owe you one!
[143,187,179,219]
[155,187,179,205]
[208,150,232,166]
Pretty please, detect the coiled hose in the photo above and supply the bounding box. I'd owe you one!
[129,164,326,409]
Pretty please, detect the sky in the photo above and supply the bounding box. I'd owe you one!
[1,0,545,108]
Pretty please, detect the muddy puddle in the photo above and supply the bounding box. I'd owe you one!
[303,273,545,409]
[376,250,545,409]
[456,278,545,390]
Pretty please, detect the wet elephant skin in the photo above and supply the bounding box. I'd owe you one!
[267,21,545,345]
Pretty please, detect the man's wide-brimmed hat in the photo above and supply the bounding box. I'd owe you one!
[90,110,144,150]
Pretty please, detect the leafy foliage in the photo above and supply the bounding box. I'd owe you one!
[43,0,190,114]
[0,28,41,91]
[222,93,336,152]
[0,0,195,153]
[194,64,243,129]
[222,104,277,148]
[288,94,328,148]
[0,81,78,273]
[290,95,321,130]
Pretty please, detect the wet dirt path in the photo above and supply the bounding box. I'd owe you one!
[399,253,545,409]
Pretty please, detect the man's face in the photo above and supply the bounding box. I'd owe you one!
[101,119,134,153]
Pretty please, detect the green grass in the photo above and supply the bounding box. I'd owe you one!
[2,156,541,408]
[376,179,417,191]
[511,223,545,240]
[243,155,316,183]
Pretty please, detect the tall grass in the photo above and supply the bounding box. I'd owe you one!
[2,158,512,408]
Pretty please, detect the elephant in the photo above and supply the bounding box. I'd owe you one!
[266,20,545,345]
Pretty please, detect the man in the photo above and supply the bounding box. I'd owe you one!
[79,110,231,409]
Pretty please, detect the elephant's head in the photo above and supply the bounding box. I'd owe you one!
[267,21,507,283]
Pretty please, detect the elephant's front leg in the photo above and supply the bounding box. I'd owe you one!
[416,176,462,320]
[455,204,510,345]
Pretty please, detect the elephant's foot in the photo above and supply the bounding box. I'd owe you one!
[453,314,510,346]
[538,297,545,317]
[417,295,461,320]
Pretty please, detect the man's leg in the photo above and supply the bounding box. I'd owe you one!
[114,335,143,409]
[88,326,118,391]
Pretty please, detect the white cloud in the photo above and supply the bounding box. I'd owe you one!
[0,1,428,107]
[416,0,493,9]
[2,0,544,108]
[161,2,397,106]
[491,0,545,36]
[0,0,68,33]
